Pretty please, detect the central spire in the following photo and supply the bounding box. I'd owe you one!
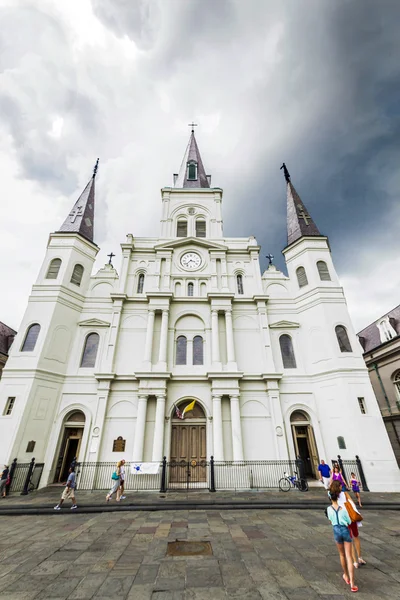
[174,130,211,188]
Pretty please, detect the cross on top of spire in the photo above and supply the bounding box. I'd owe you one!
[188,122,198,133]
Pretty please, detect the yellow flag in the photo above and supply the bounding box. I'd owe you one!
[182,400,196,417]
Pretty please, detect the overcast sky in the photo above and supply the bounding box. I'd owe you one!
[1,0,400,332]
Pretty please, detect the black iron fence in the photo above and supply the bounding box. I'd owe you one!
[331,454,369,492]
[6,458,44,495]
[76,461,162,491]
[213,459,299,491]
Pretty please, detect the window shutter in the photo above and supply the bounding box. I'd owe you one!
[296,267,308,288]
[177,220,188,237]
[317,261,331,281]
[71,264,84,287]
[237,275,244,295]
[279,334,297,368]
[137,274,145,293]
[193,336,204,365]
[80,333,100,368]
[176,336,187,365]
[188,283,194,296]
[46,258,61,279]
[335,325,352,352]
[195,221,206,237]
[21,324,41,352]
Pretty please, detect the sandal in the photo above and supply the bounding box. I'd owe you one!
[353,562,359,569]
[351,586,358,593]
[358,558,366,565]
[342,574,350,585]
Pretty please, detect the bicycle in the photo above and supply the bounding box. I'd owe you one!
[279,471,309,492]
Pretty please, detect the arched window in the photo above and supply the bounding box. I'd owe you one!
[237,274,244,295]
[187,161,197,180]
[80,333,99,368]
[70,264,84,287]
[195,220,206,238]
[137,273,145,294]
[176,336,187,365]
[187,282,194,296]
[46,258,61,279]
[175,282,182,296]
[279,334,297,368]
[335,325,352,352]
[193,336,204,365]
[317,261,331,281]
[21,324,41,352]
[296,266,308,288]
[177,219,188,237]
[393,372,400,400]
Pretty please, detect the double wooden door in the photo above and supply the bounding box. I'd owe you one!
[170,423,207,483]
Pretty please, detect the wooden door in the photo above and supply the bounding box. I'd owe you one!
[307,425,319,478]
[170,424,207,483]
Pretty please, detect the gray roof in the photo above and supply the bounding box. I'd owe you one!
[286,181,323,246]
[0,321,17,356]
[174,132,210,188]
[57,172,96,242]
[357,304,400,353]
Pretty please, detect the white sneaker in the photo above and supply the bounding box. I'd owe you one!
[120,496,126,500]
[54,506,61,510]
[71,505,78,510]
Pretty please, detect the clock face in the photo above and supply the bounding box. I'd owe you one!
[180,252,202,270]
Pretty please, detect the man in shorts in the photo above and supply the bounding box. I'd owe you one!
[54,467,77,510]
[318,460,331,490]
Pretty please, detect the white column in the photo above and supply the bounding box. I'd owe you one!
[225,308,237,369]
[221,256,229,291]
[158,309,169,369]
[152,394,166,461]
[143,309,155,369]
[132,395,148,461]
[230,394,244,461]
[212,394,224,460]
[211,310,221,367]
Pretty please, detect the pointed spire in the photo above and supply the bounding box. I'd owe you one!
[57,159,99,243]
[283,164,322,246]
[174,131,210,188]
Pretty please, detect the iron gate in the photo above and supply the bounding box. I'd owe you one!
[167,459,209,490]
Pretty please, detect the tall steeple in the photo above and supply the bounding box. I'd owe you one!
[281,163,322,246]
[174,129,211,188]
[57,159,99,243]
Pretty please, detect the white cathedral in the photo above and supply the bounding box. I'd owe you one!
[0,131,399,491]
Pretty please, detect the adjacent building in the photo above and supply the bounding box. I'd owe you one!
[0,322,16,379]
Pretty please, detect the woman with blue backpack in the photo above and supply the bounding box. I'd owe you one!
[106,460,122,502]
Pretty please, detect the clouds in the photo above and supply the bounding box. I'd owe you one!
[0,0,399,332]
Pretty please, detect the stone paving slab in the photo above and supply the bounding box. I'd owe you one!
[0,508,399,598]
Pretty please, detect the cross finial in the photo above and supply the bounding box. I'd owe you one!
[266,253,274,265]
[107,252,115,266]
[188,122,198,133]
[280,162,290,183]
[93,158,100,177]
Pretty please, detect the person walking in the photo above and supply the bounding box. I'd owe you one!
[350,473,362,507]
[0,465,9,498]
[331,464,349,492]
[318,460,331,490]
[326,484,358,593]
[106,460,122,502]
[330,480,367,569]
[118,459,126,501]
[54,467,77,510]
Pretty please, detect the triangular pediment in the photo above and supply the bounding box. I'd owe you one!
[269,320,300,329]
[78,318,111,328]
[155,237,227,251]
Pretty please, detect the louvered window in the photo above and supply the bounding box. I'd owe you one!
[237,274,244,295]
[193,336,204,365]
[317,261,331,281]
[176,336,187,365]
[70,264,84,287]
[21,324,41,352]
[394,372,400,400]
[279,334,297,368]
[296,266,308,288]
[196,220,206,237]
[187,162,197,180]
[46,258,61,279]
[177,220,188,237]
[335,325,352,352]
[137,273,145,293]
[188,282,194,296]
[3,397,15,416]
[80,333,99,368]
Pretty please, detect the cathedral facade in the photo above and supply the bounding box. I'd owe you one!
[0,132,399,490]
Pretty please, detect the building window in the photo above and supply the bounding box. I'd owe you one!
[187,282,194,296]
[279,334,297,368]
[335,325,352,352]
[137,273,145,294]
[177,220,188,237]
[21,324,41,352]
[80,333,99,368]
[317,260,331,281]
[296,266,308,288]
[379,319,394,342]
[237,274,244,295]
[393,372,400,400]
[3,397,15,416]
[193,336,204,365]
[70,264,84,287]
[337,436,346,449]
[187,162,197,180]
[195,220,206,238]
[46,258,62,279]
[176,336,187,365]
[358,397,367,414]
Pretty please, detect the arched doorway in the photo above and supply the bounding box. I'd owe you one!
[53,410,86,482]
[170,400,206,484]
[290,410,319,478]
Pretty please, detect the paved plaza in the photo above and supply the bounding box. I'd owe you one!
[0,502,399,600]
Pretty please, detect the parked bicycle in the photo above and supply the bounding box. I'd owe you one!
[279,471,309,492]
